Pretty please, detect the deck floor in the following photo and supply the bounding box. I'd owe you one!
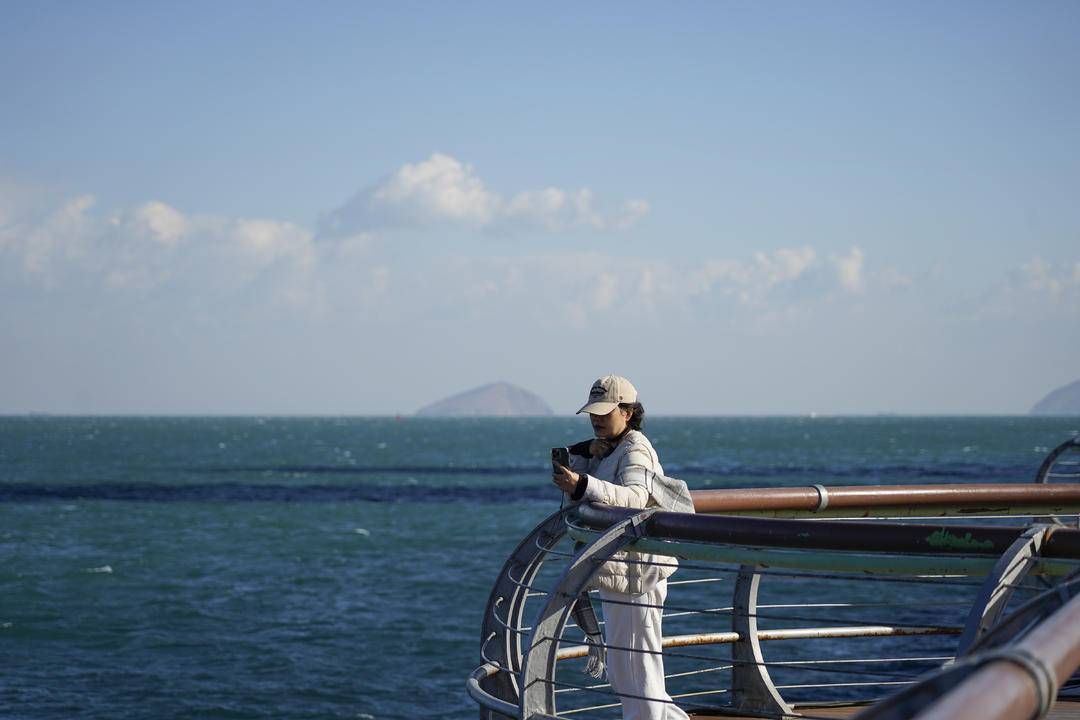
[690,698,1080,719]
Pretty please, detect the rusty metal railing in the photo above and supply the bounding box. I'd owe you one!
[856,576,1080,719]
[469,438,1080,720]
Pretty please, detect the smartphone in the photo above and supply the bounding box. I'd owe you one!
[551,447,570,473]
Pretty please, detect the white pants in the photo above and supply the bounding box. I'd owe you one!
[599,580,690,720]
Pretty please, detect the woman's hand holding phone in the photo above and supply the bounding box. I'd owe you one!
[552,462,580,494]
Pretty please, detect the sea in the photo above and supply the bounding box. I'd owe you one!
[2,415,1078,719]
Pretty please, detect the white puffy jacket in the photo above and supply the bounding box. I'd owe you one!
[568,430,678,595]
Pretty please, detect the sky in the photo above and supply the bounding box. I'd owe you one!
[1,1,1078,415]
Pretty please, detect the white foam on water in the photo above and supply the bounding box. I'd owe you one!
[353,528,370,537]
[87,565,113,574]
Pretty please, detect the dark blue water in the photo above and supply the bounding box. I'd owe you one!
[1,416,1077,719]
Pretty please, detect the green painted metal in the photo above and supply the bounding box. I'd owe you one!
[925,529,996,552]
[566,526,1079,577]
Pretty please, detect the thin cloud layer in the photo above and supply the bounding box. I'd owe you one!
[434,244,900,332]
[317,153,651,237]
[4,179,1078,335]
[1006,257,1080,314]
[3,178,1078,415]
[831,247,865,295]
[0,192,319,307]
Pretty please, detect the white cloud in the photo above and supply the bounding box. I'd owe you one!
[122,201,189,246]
[370,152,499,226]
[759,246,817,286]
[228,219,314,268]
[831,246,865,294]
[569,188,603,229]
[27,178,1068,341]
[505,187,570,229]
[689,246,819,305]
[591,271,619,311]
[431,244,878,331]
[3,194,97,282]
[617,198,651,229]
[980,257,1080,318]
[319,152,650,237]
[0,189,327,309]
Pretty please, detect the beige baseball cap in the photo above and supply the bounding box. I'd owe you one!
[577,375,638,415]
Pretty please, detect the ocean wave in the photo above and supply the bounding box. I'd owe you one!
[0,460,1036,505]
[0,482,556,504]
[667,461,1032,480]
[185,460,1033,481]
[189,464,545,476]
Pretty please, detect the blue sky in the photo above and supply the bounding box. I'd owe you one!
[2,1,1078,414]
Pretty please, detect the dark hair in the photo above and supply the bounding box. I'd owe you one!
[619,402,645,431]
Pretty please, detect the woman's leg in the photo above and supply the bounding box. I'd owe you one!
[600,581,689,720]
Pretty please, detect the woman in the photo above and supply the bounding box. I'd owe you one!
[552,375,689,720]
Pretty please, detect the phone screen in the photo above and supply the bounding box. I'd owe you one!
[551,447,570,472]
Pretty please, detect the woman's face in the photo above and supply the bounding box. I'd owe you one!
[589,407,631,439]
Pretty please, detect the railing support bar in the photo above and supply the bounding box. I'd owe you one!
[479,508,572,719]
[957,525,1051,656]
[731,564,794,716]
[520,509,658,719]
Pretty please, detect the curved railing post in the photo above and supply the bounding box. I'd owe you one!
[1034,437,1080,484]
[956,525,1052,655]
[731,564,793,715]
[519,508,658,720]
[1035,437,1080,527]
[857,586,1080,720]
[478,508,573,719]
[967,575,1080,654]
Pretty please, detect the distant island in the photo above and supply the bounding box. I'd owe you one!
[1031,378,1080,415]
[416,382,554,417]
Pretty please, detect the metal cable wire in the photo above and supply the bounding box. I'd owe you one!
[478,642,512,674]
[489,603,531,635]
[503,565,551,596]
[534,534,578,557]
[549,673,860,720]
[665,576,733,587]
[546,677,846,720]
[767,655,953,667]
[582,550,989,586]
[545,635,946,681]
[554,663,736,695]
[590,593,964,631]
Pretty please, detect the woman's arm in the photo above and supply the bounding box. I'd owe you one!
[578,474,649,508]
[554,463,647,507]
[559,443,654,509]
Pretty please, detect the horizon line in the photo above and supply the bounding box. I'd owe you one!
[1,412,1072,419]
